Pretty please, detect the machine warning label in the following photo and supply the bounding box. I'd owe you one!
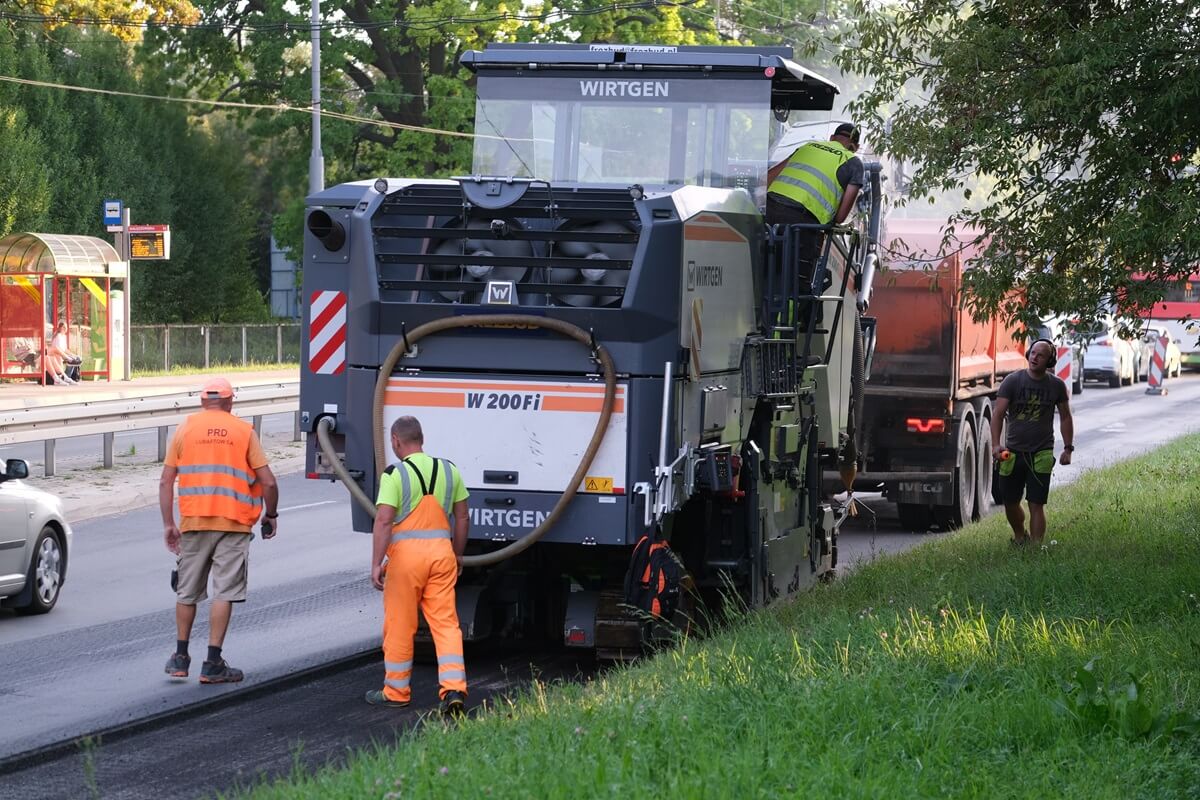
[584,477,614,493]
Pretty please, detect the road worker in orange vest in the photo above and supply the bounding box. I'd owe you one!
[367,415,469,717]
[159,377,279,684]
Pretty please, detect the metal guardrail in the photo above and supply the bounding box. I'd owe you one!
[0,383,300,476]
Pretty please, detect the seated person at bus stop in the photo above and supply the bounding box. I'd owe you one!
[765,122,865,285]
[50,321,82,382]
[9,336,38,369]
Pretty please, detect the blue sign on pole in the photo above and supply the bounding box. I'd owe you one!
[102,200,123,227]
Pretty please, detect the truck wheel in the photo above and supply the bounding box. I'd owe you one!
[897,503,933,532]
[934,414,976,529]
[975,418,993,519]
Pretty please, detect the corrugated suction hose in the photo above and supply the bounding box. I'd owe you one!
[316,314,617,568]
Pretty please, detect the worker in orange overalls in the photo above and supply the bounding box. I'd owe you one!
[367,415,469,716]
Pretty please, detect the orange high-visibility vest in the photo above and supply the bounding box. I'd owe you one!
[176,409,263,526]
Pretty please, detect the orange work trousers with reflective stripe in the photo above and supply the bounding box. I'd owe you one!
[381,537,467,703]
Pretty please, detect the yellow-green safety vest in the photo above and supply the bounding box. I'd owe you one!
[767,140,854,224]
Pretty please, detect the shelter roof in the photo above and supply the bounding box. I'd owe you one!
[0,233,125,276]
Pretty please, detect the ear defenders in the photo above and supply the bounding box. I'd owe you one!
[1025,338,1058,368]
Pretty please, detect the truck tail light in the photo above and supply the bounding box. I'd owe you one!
[906,418,946,434]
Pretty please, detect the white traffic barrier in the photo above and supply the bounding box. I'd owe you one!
[1146,334,1169,395]
[1055,346,1073,387]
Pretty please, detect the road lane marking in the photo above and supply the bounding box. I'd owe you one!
[279,501,337,513]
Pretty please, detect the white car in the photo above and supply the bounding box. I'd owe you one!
[1076,322,1138,388]
[0,459,72,614]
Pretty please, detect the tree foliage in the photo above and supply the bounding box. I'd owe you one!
[0,19,268,322]
[842,0,1200,328]
[6,0,200,41]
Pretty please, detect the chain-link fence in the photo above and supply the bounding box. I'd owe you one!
[131,324,301,372]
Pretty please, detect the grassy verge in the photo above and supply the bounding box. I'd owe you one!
[239,437,1200,799]
[132,362,299,378]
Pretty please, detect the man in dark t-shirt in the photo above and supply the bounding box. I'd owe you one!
[989,339,1074,546]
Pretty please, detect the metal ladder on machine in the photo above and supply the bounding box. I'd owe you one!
[759,221,854,570]
[759,222,851,401]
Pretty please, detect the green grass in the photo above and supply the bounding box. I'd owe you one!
[131,362,299,378]
[237,437,1200,799]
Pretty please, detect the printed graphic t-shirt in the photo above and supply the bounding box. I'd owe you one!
[998,370,1068,453]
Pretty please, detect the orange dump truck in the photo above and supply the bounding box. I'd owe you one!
[856,218,1025,530]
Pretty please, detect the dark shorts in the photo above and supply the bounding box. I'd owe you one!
[766,196,823,287]
[998,449,1054,506]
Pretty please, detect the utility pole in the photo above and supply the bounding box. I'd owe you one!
[309,0,324,195]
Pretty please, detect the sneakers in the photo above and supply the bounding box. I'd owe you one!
[440,690,466,718]
[165,652,191,679]
[200,658,244,684]
[364,689,411,708]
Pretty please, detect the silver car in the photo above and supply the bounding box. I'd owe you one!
[0,459,72,614]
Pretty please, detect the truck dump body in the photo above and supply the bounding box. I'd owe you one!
[858,219,1024,530]
[868,219,1024,400]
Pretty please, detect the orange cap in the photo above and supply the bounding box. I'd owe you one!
[200,377,234,399]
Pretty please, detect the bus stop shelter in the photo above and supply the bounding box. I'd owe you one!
[0,233,127,384]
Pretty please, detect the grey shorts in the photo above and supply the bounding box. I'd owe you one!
[175,531,250,604]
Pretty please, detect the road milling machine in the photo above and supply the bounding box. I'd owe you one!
[301,43,883,657]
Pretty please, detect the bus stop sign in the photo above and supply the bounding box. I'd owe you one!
[102,199,122,227]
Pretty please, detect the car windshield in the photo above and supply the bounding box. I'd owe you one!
[472,75,773,194]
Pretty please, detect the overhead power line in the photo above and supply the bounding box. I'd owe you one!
[0,74,485,140]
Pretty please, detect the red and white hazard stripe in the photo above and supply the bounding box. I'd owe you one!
[1055,346,1073,385]
[1147,335,1168,389]
[308,290,347,375]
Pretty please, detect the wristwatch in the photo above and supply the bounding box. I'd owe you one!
[1063,445,1075,452]
[265,512,279,518]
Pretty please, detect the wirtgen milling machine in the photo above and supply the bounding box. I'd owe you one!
[301,44,883,656]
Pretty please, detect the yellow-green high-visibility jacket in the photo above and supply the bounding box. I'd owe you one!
[767,140,855,224]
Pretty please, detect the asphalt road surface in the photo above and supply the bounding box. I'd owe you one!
[1,373,1197,798]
